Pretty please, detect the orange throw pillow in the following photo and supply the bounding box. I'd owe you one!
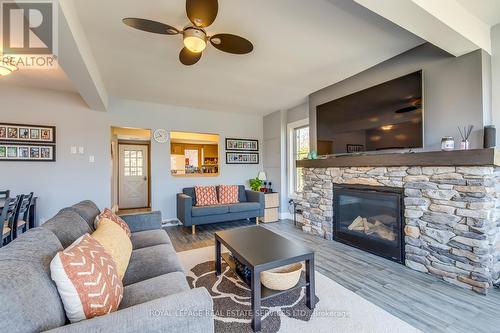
[50,234,123,323]
[219,185,239,204]
[97,208,131,237]
[195,186,219,206]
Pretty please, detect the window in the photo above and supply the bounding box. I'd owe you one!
[123,149,144,177]
[287,119,309,197]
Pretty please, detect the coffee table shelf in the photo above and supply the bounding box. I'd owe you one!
[221,252,309,301]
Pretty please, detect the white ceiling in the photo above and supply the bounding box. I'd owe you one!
[456,0,500,27]
[68,0,423,114]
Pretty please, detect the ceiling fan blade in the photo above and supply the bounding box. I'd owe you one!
[179,47,202,66]
[186,0,218,28]
[123,18,180,35]
[209,34,253,54]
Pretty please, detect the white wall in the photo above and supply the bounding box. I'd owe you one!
[0,86,263,223]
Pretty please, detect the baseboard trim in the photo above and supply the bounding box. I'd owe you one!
[280,212,293,220]
[162,219,180,227]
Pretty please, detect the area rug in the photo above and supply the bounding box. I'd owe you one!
[177,246,421,333]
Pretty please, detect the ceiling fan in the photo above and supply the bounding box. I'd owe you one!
[122,0,253,66]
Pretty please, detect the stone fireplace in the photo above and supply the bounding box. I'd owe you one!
[296,154,500,295]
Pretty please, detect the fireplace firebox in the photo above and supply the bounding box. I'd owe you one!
[333,184,405,263]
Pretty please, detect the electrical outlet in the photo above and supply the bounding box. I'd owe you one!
[89,155,95,163]
[70,146,77,154]
[78,147,85,154]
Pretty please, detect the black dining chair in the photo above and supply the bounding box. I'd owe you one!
[1,196,20,247]
[13,193,33,238]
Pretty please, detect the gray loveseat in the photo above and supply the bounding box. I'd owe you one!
[177,186,265,234]
[0,200,214,333]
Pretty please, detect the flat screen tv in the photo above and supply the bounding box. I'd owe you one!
[316,71,423,155]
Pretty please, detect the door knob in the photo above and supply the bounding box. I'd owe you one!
[144,177,147,181]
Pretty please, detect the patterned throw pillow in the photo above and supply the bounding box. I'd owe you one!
[195,186,219,206]
[96,208,131,238]
[91,218,132,280]
[50,234,123,323]
[219,185,239,204]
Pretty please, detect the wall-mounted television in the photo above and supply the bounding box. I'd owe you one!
[316,71,423,155]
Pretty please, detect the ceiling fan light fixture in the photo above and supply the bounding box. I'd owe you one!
[0,58,18,76]
[183,27,207,53]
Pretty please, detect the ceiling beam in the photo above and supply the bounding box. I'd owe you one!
[354,0,492,56]
[57,0,108,111]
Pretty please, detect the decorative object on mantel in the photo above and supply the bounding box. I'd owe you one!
[225,138,259,151]
[0,123,56,162]
[484,125,496,148]
[458,125,473,150]
[346,144,364,153]
[307,150,318,159]
[226,152,259,164]
[441,136,455,151]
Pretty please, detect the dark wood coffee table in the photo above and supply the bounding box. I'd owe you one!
[215,226,316,332]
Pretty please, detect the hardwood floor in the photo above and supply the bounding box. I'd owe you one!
[166,219,500,333]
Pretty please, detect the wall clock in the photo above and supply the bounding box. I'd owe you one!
[153,129,168,143]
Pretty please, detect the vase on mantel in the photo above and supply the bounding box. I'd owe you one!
[460,140,470,150]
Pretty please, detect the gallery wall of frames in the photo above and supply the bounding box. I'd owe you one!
[0,123,56,161]
[225,138,259,164]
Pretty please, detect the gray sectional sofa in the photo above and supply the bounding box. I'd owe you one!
[177,185,265,234]
[0,200,214,333]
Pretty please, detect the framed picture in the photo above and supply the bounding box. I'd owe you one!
[0,123,55,143]
[0,143,55,161]
[346,144,365,153]
[225,138,259,151]
[226,152,259,164]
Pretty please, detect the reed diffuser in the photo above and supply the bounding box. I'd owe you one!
[458,125,473,150]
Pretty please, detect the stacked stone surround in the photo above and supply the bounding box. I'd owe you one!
[297,166,500,294]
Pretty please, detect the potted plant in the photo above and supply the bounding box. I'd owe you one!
[249,177,263,192]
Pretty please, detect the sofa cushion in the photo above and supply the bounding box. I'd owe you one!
[123,243,184,286]
[0,228,67,333]
[92,218,132,279]
[50,234,123,323]
[238,185,247,202]
[119,272,189,310]
[228,202,261,213]
[63,200,101,231]
[182,187,197,206]
[41,209,92,248]
[192,204,229,217]
[131,229,171,250]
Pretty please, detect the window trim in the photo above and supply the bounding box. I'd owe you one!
[287,118,309,199]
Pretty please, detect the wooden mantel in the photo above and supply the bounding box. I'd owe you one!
[296,148,500,168]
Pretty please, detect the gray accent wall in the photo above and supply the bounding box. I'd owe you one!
[263,110,287,214]
[309,43,491,151]
[493,24,500,143]
[0,86,263,224]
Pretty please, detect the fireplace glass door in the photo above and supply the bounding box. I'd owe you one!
[333,184,404,263]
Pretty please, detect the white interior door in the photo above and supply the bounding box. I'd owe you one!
[119,144,149,209]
